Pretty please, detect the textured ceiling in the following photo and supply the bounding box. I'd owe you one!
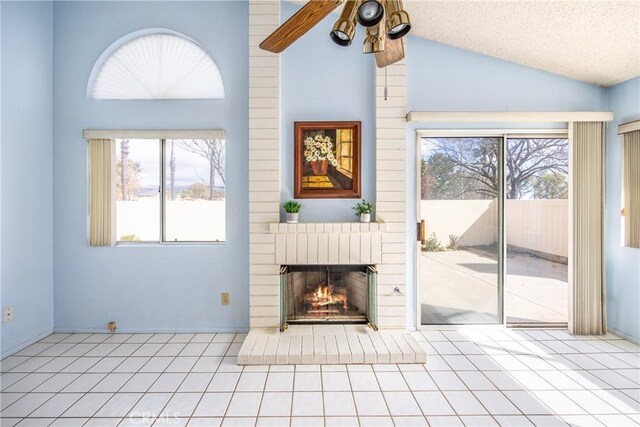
[293,0,640,87]
[405,0,640,87]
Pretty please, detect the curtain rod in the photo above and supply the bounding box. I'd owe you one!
[406,111,614,123]
[617,120,640,135]
[82,129,225,140]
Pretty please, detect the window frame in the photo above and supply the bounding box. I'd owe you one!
[116,137,226,246]
[83,129,225,246]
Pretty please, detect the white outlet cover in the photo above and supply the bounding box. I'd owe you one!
[3,306,14,323]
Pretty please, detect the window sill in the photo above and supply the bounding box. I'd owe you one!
[115,241,226,248]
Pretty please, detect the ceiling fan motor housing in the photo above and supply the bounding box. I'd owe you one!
[363,20,386,54]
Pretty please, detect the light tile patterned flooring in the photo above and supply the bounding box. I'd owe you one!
[0,329,638,426]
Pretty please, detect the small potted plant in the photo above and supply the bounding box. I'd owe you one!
[283,200,302,224]
[353,199,375,223]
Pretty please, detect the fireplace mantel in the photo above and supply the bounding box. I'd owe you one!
[269,222,385,265]
[269,222,387,234]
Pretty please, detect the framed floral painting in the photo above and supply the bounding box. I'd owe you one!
[294,121,361,199]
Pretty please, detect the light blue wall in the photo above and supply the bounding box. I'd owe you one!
[408,37,608,112]
[405,36,609,329]
[605,77,640,343]
[281,2,376,222]
[1,1,55,357]
[52,1,249,332]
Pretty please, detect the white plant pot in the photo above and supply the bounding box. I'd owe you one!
[286,212,299,224]
[360,213,371,223]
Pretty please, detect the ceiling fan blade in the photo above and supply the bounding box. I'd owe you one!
[375,36,405,68]
[260,0,343,53]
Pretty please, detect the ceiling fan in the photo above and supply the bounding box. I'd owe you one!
[259,0,411,68]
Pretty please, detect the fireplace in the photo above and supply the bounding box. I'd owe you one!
[279,265,378,331]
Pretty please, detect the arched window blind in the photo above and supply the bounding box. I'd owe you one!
[91,33,225,100]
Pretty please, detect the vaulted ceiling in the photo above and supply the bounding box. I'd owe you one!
[294,0,640,87]
[405,0,639,87]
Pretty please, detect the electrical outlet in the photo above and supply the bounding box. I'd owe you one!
[221,293,230,305]
[3,306,14,323]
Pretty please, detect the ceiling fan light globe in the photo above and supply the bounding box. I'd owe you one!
[330,30,353,46]
[388,23,407,34]
[357,0,384,27]
[388,23,411,40]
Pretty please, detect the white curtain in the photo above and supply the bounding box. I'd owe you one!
[88,139,115,246]
[623,130,640,248]
[570,122,606,335]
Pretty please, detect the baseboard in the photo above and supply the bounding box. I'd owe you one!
[53,327,249,334]
[1,328,54,359]
[607,326,640,345]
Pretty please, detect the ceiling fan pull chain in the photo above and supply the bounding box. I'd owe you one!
[384,66,389,100]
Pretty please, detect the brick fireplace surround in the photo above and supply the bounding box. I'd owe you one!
[241,0,420,365]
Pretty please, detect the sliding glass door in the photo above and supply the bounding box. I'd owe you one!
[419,137,503,325]
[418,132,569,327]
[505,136,569,325]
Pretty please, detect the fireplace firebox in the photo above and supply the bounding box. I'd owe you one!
[280,265,377,331]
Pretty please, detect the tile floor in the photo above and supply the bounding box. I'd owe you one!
[0,329,638,426]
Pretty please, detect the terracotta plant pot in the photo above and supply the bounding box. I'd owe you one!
[310,160,329,176]
[360,213,371,223]
[286,212,299,224]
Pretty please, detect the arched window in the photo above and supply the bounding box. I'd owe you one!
[89,30,225,100]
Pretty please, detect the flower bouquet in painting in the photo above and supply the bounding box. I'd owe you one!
[304,134,337,176]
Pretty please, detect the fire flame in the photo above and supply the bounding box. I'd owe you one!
[307,283,347,310]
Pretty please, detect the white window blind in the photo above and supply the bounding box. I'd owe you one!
[91,33,225,100]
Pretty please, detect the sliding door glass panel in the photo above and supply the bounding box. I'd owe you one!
[115,139,160,242]
[505,136,569,325]
[420,137,502,325]
[164,139,226,242]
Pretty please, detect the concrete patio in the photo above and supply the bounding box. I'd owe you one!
[420,248,568,325]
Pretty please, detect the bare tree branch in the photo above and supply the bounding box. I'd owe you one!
[422,137,568,200]
[175,139,225,200]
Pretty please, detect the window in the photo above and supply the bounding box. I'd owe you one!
[115,137,225,243]
[620,123,640,248]
[90,32,225,100]
[116,139,161,242]
[336,128,354,177]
